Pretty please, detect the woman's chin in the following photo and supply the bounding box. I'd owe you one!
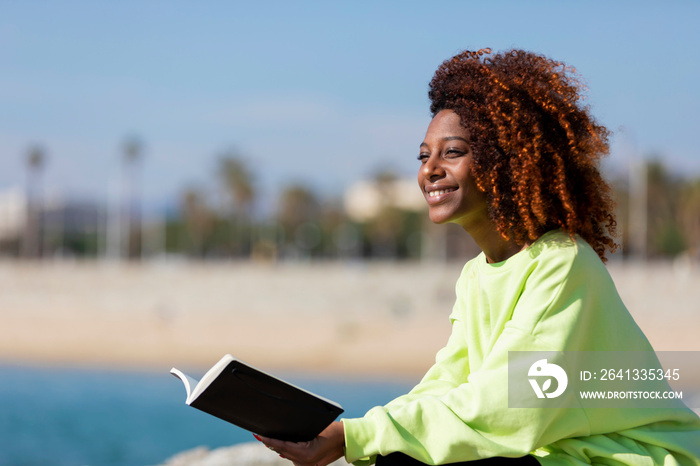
[428,210,453,225]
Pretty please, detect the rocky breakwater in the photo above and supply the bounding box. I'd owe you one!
[156,441,348,465]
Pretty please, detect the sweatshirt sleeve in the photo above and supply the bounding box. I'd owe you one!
[343,325,590,465]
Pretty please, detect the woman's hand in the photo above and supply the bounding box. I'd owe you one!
[255,421,345,466]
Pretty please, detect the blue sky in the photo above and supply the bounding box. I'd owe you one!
[1,1,699,213]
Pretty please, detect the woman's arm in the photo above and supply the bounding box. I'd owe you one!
[342,326,590,465]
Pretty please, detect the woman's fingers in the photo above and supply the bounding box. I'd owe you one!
[255,434,307,461]
[254,435,326,465]
[253,422,345,466]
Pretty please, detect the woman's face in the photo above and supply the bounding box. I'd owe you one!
[417,109,489,229]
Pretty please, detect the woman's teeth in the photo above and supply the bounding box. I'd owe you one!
[428,188,456,197]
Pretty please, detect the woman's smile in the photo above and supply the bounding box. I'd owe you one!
[424,185,458,204]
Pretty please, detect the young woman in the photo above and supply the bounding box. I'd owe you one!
[258,49,700,465]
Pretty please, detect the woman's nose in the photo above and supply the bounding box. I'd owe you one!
[421,155,445,181]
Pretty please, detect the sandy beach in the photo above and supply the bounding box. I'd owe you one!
[0,259,698,379]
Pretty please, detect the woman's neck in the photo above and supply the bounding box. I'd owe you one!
[464,221,528,264]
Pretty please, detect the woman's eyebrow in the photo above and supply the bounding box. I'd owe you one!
[420,136,468,148]
[443,136,469,143]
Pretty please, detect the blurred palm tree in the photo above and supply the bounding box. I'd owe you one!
[122,136,143,259]
[218,151,256,256]
[678,179,700,257]
[318,199,354,258]
[181,188,214,257]
[219,153,255,214]
[610,175,631,257]
[22,145,46,259]
[646,160,686,257]
[276,184,321,257]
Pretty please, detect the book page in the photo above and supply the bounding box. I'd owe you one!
[170,368,200,404]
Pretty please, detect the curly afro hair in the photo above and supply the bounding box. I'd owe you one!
[428,48,618,261]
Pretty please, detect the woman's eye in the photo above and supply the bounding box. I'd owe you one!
[445,149,464,158]
[417,153,429,162]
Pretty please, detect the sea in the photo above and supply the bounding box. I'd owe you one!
[0,364,414,466]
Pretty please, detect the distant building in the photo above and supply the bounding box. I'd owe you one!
[342,178,479,261]
[0,188,26,242]
[0,187,103,257]
[343,178,424,223]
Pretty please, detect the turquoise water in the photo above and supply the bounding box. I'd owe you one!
[0,364,413,466]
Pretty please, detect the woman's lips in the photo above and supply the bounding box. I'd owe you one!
[425,187,457,204]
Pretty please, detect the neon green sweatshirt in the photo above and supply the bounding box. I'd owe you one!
[342,230,700,465]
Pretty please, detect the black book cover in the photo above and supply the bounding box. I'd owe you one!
[173,357,344,442]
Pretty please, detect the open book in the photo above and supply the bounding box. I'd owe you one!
[171,354,344,442]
